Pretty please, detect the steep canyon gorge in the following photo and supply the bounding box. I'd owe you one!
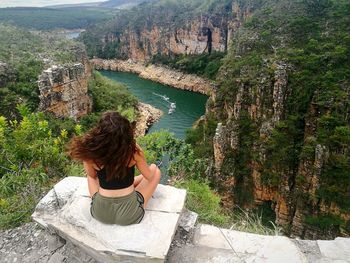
[82,0,350,239]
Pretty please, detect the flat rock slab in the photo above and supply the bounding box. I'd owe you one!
[167,244,241,263]
[32,177,186,263]
[194,224,308,263]
[317,237,350,261]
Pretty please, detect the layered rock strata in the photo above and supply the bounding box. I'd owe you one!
[135,102,163,137]
[38,62,92,120]
[89,1,253,61]
[91,59,214,96]
[209,54,350,239]
[38,46,93,120]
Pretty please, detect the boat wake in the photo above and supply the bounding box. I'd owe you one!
[153,92,176,115]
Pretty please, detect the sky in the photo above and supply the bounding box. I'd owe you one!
[0,0,104,8]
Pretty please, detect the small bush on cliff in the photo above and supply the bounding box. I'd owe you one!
[176,179,230,226]
[305,214,344,235]
[186,113,218,158]
[230,207,281,236]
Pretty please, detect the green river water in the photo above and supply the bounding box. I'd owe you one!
[99,70,209,139]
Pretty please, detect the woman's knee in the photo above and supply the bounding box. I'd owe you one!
[149,163,157,171]
[154,167,161,180]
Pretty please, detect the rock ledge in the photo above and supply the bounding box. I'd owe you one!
[31,177,186,263]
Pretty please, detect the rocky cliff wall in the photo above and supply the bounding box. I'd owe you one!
[113,17,229,61]
[38,50,93,120]
[135,102,163,137]
[195,0,350,240]
[209,57,350,240]
[91,58,215,96]
[84,0,253,61]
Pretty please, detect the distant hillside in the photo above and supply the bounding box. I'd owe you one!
[0,7,114,30]
[47,2,103,8]
[47,0,157,9]
[99,0,157,8]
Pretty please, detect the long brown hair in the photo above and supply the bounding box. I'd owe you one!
[68,111,138,181]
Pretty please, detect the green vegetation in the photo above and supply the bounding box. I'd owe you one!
[185,113,218,158]
[176,179,229,226]
[138,130,277,234]
[184,0,350,237]
[0,24,85,117]
[0,106,77,228]
[80,71,138,128]
[262,117,304,188]
[150,52,226,80]
[305,214,344,235]
[0,7,114,30]
[0,25,140,229]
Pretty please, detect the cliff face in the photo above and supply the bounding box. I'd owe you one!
[210,57,350,239]
[135,102,163,137]
[82,0,253,61]
[113,17,228,61]
[205,0,350,239]
[38,49,92,120]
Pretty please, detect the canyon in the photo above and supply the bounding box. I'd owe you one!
[91,58,215,96]
[82,0,350,239]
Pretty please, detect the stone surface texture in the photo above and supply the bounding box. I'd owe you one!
[188,224,350,263]
[91,59,215,96]
[2,219,350,263]
[2,178,349,263]
[31,177,186,263]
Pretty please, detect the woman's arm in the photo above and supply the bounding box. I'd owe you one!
[83,161,100,198]
[134,147,155,181]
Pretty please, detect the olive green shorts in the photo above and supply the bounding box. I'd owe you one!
[90,191,145,225]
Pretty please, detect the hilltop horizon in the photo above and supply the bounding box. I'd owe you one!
[0,0,105,8]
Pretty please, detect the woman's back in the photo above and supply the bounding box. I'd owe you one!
[96,165,135,190]
[68,111,161,225]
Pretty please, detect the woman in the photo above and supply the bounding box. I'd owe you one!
[68,111,161,225]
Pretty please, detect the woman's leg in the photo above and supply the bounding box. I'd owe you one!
[135,164,161,207]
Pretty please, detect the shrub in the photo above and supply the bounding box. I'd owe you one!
[0,106,75,229]
[175,179,230,226]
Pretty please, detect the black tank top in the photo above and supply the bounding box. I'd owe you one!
[96,166,135,190]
